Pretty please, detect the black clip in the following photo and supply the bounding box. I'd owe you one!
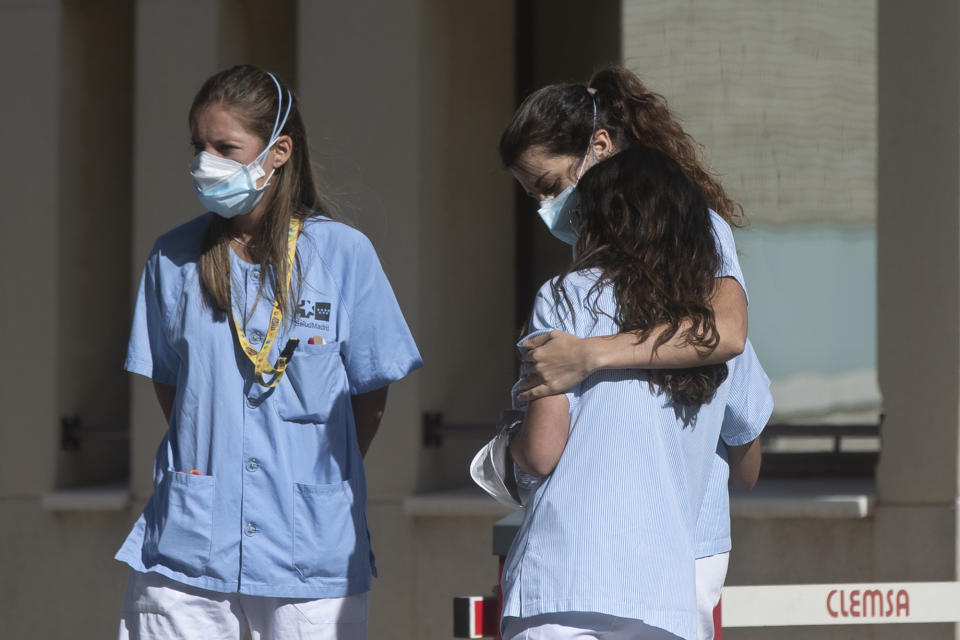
[279,338,299,360]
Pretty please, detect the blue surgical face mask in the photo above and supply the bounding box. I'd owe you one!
[537,183,580,246]
[535,95,598,246]
[189,146,276,218]
[536,148,592,246]
[189,72,292,219]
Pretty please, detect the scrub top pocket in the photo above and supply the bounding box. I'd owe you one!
[292,480,360,579]
[143,470,216,577]
[276,341,346,424]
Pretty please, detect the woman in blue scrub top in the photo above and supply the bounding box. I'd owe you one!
[503,147,739,640]
[116,65,422,640]
[499,65,767,640]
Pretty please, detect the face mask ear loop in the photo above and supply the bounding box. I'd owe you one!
[576,97,599,181]
[590,96,598,165]
[262,72,294,159]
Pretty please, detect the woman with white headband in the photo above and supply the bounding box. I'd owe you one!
[115,65,421,640]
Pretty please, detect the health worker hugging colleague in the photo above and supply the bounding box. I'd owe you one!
[498,66,773,640]
[116,65,422,640]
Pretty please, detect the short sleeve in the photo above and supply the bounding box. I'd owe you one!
[124,249,180,386]
[720,339,774,446]
[512,280,578,411]
[339,234,422,395]
[709,210,749,303]
[529,282,569,335]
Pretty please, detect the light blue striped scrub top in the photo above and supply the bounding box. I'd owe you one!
[694,212,772,559]
[695,339,772,558]
[555,211,769,560]
[502,218,765,640]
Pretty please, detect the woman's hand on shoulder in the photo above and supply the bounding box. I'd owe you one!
[517,331,594,401]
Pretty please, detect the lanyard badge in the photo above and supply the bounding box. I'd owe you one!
[231,219,302,387]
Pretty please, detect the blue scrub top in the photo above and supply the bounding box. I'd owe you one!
[503,270,736,640]
[117,214,422,598]
[695,213,773,558]
[695,339,773,557]
[502,212,768,639]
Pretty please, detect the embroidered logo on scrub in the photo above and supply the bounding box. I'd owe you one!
[296,298,331,330]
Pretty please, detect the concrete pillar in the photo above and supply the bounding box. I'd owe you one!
[0,1,62,496]
[297,0,425,498]
[876,1,959,636]
[297,3,424,636]
[129,0,222,499]
[56,0,134,489]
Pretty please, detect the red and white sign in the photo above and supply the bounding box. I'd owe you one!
[453,595,498,638]
[722,581,960,627]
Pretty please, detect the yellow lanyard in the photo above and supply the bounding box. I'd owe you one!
[231,218,302,387]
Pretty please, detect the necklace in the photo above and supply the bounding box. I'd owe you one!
[231,236,255,248]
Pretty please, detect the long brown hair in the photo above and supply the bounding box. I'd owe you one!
[190,65,338,318]
[559,146,728,406]
[499,65,743,227]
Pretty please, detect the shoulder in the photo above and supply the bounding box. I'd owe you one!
[531,269,608,332]
[299,216,378,264]
[150,213,212,266]
[538,269,604,305]
[709,209,736,245]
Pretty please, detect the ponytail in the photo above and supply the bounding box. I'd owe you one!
[588,65,743,226]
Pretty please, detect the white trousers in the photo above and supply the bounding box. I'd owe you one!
[117,569,368,640]
[502,612,683,639]
[695,552,729,640]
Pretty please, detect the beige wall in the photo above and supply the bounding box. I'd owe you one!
[622,0,876,227]
[56,0,133,488]
[0,0,61,498]
[725,516,877,640]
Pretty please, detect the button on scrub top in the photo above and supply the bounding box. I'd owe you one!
[117,214,422,598]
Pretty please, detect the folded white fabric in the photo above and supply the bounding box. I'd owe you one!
[470,411,524,509]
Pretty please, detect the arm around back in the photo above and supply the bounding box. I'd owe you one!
[516,276,747,401]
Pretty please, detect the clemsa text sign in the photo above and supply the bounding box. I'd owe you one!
[722,582,960,627]
[826,588,908,619]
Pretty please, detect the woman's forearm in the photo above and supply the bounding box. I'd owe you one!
[598,276,747,369]
[510,395,570,477]
[517,277,747,401]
